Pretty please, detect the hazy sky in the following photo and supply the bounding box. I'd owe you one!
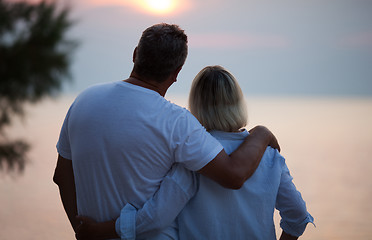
[61,0,372,96]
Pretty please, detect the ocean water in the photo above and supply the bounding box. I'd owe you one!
[0,95,371,239]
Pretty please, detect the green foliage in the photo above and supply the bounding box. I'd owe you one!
[0,0,77,173]
[0,140,29,172]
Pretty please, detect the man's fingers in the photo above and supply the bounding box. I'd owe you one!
[75,215,94,224]
[269,137,281,152]
[249,125,281,152]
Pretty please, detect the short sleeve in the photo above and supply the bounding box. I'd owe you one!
[56,105,73,160]
[172,111,223,171]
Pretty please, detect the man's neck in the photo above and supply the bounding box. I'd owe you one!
[124,74,166,97]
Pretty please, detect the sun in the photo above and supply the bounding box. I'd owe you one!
[87,0,189,16]
[142,0,176,14]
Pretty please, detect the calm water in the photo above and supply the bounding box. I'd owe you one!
[1,95,371,239]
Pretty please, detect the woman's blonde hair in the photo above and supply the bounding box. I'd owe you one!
[188,66,248,132]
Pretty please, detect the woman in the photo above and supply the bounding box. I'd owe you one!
[76,66,314,240]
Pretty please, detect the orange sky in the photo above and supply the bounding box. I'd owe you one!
[12,0,191,16]
[12,0,372,96]
[78,0,191,16]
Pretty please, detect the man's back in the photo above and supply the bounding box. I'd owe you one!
[57,81,222,222]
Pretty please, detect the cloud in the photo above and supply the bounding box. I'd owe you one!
[188,33,290,49]
[339,32,372,48]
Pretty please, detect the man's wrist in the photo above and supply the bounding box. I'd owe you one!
[249,126,271,145]
[251,125,280,151]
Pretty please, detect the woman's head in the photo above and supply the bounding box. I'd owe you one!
[189,66,247,132]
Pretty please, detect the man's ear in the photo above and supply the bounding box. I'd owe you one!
[173,66,183,82]
[132,47,137,63]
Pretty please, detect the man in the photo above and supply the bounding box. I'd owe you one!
[53,23,279,239]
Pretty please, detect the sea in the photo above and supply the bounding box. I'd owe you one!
[0,95,371,239]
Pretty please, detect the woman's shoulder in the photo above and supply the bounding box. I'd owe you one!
[261,146,286,169]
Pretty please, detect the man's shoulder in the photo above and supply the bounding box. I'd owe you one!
[160,99,192,117]
[80,81,117,94]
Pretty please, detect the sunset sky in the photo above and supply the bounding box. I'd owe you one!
[57,0,372,96]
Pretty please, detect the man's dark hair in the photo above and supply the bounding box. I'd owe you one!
[133,23,188,82]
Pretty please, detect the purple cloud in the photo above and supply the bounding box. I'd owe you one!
[189,33,290,49]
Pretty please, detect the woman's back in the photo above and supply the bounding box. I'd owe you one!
[177,130,311,240]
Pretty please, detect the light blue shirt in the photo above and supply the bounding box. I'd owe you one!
[116,129,314,239]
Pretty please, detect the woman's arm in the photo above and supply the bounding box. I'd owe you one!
[275,156,314,238]
[75,163,197,239]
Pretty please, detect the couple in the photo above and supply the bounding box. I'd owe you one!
[53,23,313,240]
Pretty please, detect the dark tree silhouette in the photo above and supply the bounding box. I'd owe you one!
[0,0,77,173]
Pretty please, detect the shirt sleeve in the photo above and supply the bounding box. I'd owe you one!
[276,158,315,237]
[56,105,73,160]
[115,163,198,239]
[172,111,223,171]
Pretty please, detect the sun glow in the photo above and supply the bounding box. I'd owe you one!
[81,0,190,16]
[142,0,177,14]
[145,0,173,12]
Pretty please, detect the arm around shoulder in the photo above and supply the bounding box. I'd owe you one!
[198,126,280,189]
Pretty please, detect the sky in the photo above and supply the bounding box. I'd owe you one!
[55,0,372,96]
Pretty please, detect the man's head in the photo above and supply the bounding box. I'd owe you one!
[133,23,188,83]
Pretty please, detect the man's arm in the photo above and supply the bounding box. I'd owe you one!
[198,125,279,189]
[53,154,80,232]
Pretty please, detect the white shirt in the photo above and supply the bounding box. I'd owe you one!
[56,81,223,226]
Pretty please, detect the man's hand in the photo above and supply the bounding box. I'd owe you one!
[280,231,299,240]
[249,125,280,152]
[75,216,101,240]
[75,216,119,240]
